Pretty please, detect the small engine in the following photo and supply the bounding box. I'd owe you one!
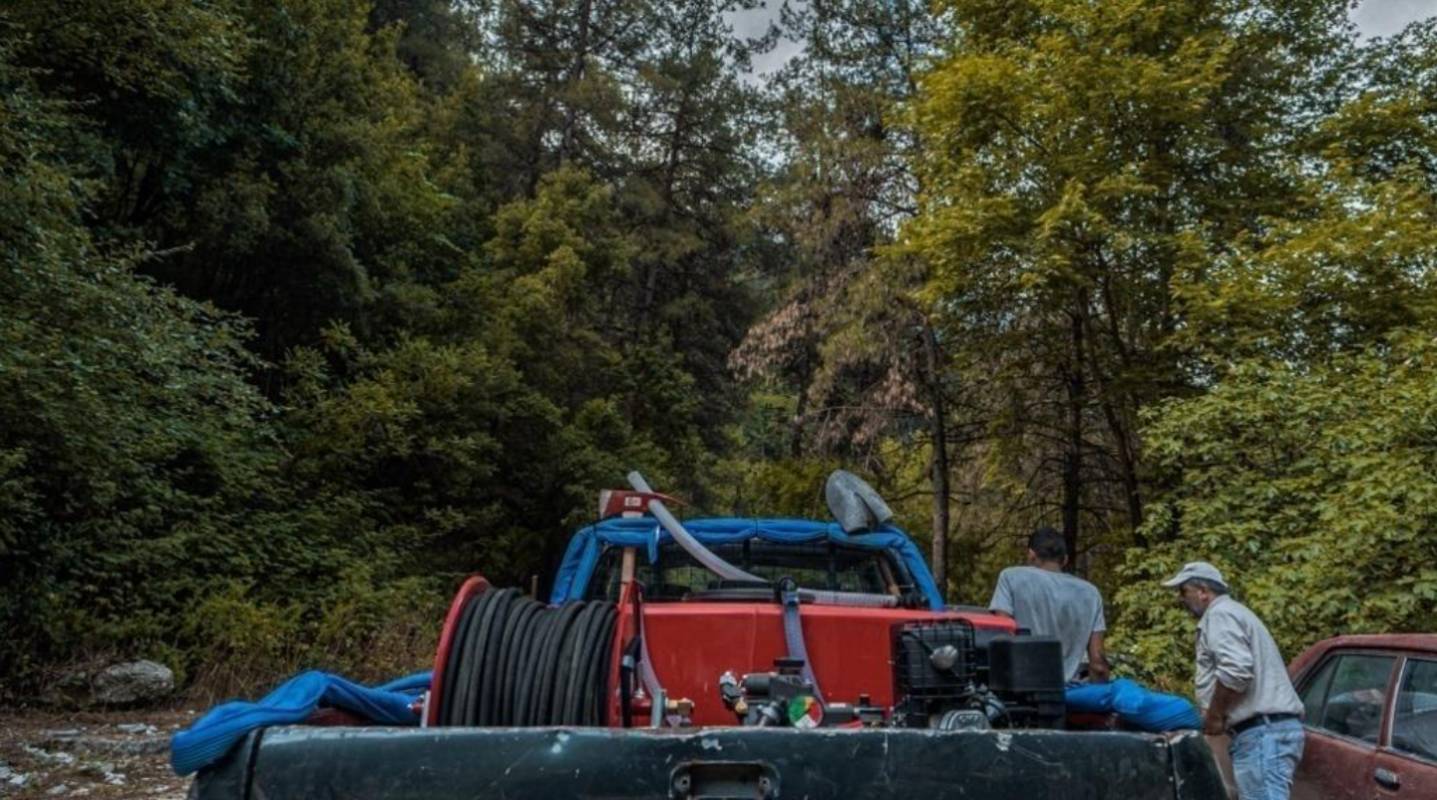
[891,620,1065,729]
[891,619,978,727]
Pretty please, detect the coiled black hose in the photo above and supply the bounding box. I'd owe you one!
[436,587,618,727]
[438,589,483,725]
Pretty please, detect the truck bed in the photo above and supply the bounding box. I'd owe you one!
[193,724,1224,799]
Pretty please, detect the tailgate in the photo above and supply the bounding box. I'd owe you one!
[193,725,1224,799]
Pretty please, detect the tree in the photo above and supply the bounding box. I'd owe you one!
[4,0,251,234]
[1112,20,1437,688]
[734,0,957,591]
[0,0,772,693]
[900,0,1352,579]
[1114,336,1437,689]
[0,41,282,682]
[369,0,484,89]
[9,0,459,363]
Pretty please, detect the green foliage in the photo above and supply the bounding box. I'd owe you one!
[0,41,281,681]
[5,0,1436,706]
[711,455,840,520]
[1107,22,1437,691]
[183,574,446,700]
[900,0,1354,558]
[1113,336,1437,689]
[0,0,769,694]
[0,45,443,679]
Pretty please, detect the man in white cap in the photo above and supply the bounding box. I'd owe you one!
[1163,561,1304,800]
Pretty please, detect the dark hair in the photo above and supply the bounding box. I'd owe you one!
[1028,527,1067,561]
[1186,577,1229,596]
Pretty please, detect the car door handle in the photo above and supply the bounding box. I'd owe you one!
[1374,767,1401,790]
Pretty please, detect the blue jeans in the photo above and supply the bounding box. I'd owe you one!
[1229,718,1305,800]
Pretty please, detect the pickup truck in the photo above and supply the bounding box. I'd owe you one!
[190,473,1225,799]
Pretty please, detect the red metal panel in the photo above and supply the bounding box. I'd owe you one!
[1293,731,1377,800]
[1372,747,1437,800]
[598,490,680,519]
[628,602,1016,726]
[606,581,641,726]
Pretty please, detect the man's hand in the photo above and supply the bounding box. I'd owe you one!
[1088,659,1111,684]
[1203,682,1243,736]
[1086,633,1111,683]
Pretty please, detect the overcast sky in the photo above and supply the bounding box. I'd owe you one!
[731,0,1437,80]
[1353,0,1436,38]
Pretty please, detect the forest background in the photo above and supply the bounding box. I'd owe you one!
[3,0,1437,700]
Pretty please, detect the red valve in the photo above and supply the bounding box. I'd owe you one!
[598,489,682,519]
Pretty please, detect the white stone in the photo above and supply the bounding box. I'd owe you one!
[93,661,174,705]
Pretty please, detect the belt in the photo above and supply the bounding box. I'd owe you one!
[1230,712,1299,735]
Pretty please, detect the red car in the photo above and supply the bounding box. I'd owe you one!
[1289,634,1437,800]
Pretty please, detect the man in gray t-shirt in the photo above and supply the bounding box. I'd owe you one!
[988,527,1110,684]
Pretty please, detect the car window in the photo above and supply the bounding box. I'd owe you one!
[1304,654,1394,744]
[1300,657,1338,723]
[1392,658,1437,763]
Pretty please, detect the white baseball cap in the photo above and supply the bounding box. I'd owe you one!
[1161,561,1228,590]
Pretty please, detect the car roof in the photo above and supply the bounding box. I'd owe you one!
[1291,634,1437,678]
[1312,634,1437,654]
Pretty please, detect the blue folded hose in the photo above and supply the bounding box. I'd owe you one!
[1065,677,1200,732]
[170,669,430,776]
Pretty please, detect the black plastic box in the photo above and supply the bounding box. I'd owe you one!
[987,635,1064,694]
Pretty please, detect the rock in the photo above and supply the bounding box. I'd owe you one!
[41,729,82,739]
[1,762,31,788]
[92,661,173,706]
[47,783,69,795]
[79,762,115,780]
[38,735,167,757]
[116,723,157,735]
[23,745,77,766]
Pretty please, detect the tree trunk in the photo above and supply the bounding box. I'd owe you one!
[558,0,592,162]
[1061,292,1087,569]
[1091,269,1145,544]
[1106,403,1144,545]
[1079,292,1147,547]
[790,353,810,458]
[923,325,950,600]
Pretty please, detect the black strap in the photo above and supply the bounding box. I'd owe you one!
[1230,712,1299,734]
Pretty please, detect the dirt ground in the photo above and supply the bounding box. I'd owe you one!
[0,708,197,799]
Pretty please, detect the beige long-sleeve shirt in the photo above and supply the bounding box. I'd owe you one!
[1195,595,1303,725]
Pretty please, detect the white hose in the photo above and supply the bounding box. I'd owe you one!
[804,589,899,608]
[627,471,765,584]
